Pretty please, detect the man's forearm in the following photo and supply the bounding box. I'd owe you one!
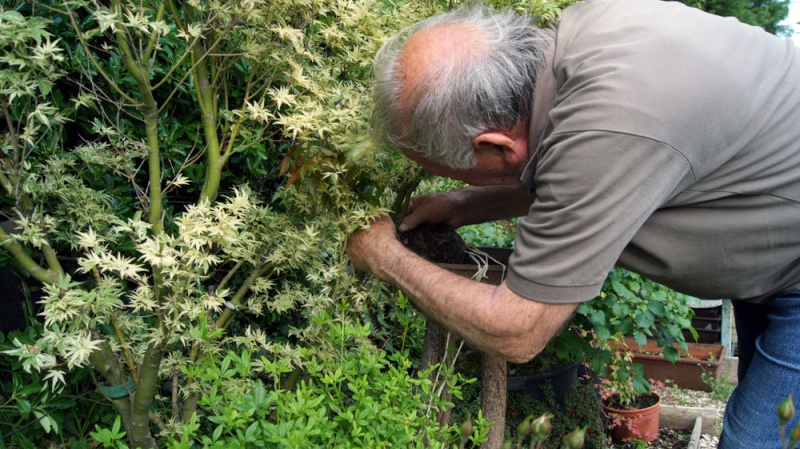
[373,236,575,363]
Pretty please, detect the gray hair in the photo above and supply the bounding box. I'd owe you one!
[371,5,550,169]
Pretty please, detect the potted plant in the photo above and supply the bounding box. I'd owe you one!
[598,335,662,444]
[570,268,697,378]
[564,269,698,443]
[588,272,727,392]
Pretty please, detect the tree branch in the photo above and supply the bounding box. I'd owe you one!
[62,2,139,105]
[143,0,167,65]
[0,225,58,285]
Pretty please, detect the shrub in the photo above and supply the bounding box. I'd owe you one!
[451,376,605,449]
[505,379,606,449]
[0,1,444,446]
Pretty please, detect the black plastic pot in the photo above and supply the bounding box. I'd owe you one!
[507,361,581,406]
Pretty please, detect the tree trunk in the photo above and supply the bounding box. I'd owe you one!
[89,340,138,446]
[420,320,448,374]
[129,341,167,449]
[481,355,507,449]
[420,320,453,427]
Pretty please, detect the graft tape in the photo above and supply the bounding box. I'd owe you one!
[98,377,136,399]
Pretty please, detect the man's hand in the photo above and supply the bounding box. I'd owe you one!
[347,213,577,364]
[347,215,398,276]
[399,191,464,232]
[399,185,534,233]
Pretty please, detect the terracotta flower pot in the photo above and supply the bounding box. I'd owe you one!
[601,392,661,443]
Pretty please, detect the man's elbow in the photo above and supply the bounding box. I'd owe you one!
[481,290,577,364]
[493,332,543,364]
[506,352,535,365]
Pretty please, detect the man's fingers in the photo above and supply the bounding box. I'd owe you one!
[398,216,418,233]
[398,196,446,232]
[397,198,419,232]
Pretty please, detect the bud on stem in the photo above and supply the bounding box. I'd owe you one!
[779,395,796,426]
[789,421,800,448]
[530,413,553,439]
[561,426,587,449]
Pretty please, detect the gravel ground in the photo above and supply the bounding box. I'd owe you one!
[654,384,727,449]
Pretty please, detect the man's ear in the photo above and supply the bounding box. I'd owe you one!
[472,131,526,166]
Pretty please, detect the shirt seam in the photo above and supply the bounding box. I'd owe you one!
[546,128,698,184]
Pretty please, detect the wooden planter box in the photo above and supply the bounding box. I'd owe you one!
[619,337,726,392]
[687,303,722,344]
[685,315,722,344]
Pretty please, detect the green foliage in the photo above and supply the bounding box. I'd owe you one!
[571,268,696,403]
[0,328,115,448]
[452,379,604,449]
[701,371,735,402]
[459,220,518,249]
[363,291,428,362]
[579,268,696,356]
[0,330,64,447]
[493,0,583,27]
[90,416,129,449]
[162,347,475,448]
[576,268,696,358]
[679,0,791,36]
[0,0,452,446]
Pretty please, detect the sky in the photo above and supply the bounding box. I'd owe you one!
[784,0,800,45]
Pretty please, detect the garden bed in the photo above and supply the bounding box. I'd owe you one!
[452,374,730,448]
[608,382,728,448]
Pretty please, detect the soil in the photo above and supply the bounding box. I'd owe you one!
[398,222,467,264]
[603,392,660,410]
[611,428,693,449]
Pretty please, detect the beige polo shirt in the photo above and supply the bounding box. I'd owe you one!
[507,0,800,304]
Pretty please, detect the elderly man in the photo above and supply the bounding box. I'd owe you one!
[346,0,800,446]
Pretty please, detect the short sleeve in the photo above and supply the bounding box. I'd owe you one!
[506,130,694,303]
